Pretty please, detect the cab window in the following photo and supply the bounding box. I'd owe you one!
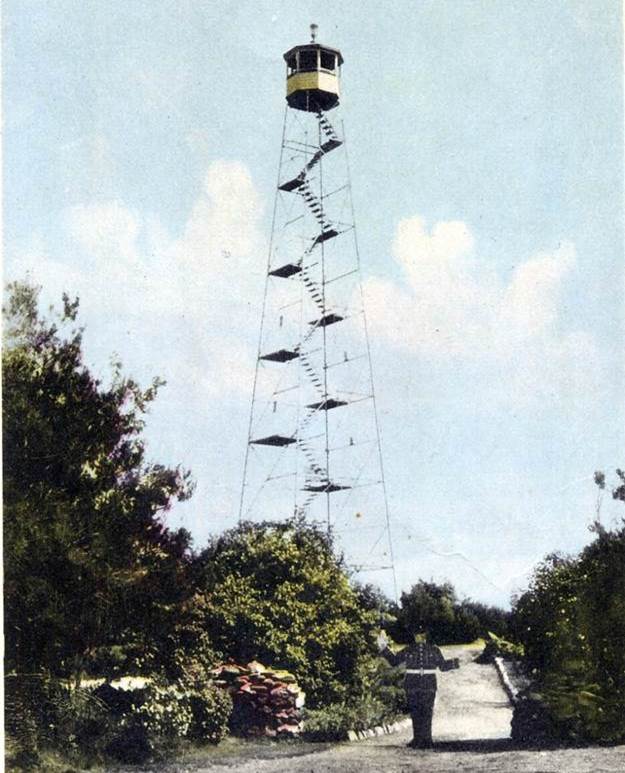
[298,49,318,72]
[320,51,335,71]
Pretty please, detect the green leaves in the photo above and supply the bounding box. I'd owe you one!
[195,519,378,708]
[3,282,194,681]
[511,516,625,742]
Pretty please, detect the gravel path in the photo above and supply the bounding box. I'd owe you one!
[139,645,625,773]
[433,643,512,742]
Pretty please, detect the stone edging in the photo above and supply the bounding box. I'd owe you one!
[346,717,411,742]
[493,656,521,704]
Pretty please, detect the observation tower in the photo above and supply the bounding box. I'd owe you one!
[240,25,396,593]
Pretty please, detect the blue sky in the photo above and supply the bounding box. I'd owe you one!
[5,0,624,606]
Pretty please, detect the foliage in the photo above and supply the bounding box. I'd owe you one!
[103,679,231,763]
[3,282,195,682]
[302,661,405,742]
[458,600,511,639]
[195,518,379,708]
[128,683,194,739]
[487,631,524,658]
[396,580,456,642]
[476,631,524,663]
[511,504,625,742]
[187,683,233,743]
[302,697,397,741]
[512,553,586,673]
[302,703,372,741]
[389,580,510,644]
[5,675,50,769]
[139,591,220,684]
[5,675,115,769]
[356,655,407,719]
[103,681,188,763]
[4,676,228,768]
[353,582,397,626]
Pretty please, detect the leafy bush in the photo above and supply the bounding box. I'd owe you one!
[187,683,232,743]
[3,283,195,683]
[303,657,406,741]
[511,517,625,742]
[102,678,232,763]
[5,675,115,769]
[303,704,359,741]
[195,518,379,709]
[5,676,46,768]
[511,553,582,673]
[46,682,114,752]
[303,696,401,741]
[131,683,194,738]
[476,631,524,663]
[105,681,192,763]
[459,600,511,640]
[388,580,511,644]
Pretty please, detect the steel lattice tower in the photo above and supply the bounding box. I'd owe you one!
[240,26,397,594]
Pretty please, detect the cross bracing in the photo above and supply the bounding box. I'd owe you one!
[239,102,397,596]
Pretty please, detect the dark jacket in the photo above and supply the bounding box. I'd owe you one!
[381,642,458,692]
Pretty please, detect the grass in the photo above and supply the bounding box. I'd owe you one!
[5,738,108,772]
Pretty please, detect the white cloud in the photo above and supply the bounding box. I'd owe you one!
[173,160,262,268]
[363,215,604,408]
[67,200,141,263]
[500,243,575,339]
[169,336,256,402]
[9,160,265,401]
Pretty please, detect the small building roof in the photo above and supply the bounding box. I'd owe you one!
[283,43,344,66]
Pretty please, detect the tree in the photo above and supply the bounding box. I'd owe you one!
[352,582,397,626]
[194,518,378,708]
[511,553,583,673]
[457,599,510,639]
[389,580,510,644]
[510,474,625,743]
[393,580,457,643]
[577,522,625,737]
[3,282,194,681]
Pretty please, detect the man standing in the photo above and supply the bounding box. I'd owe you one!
[377,629,460,748]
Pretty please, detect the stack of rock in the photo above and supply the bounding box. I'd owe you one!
[212,661,305,737]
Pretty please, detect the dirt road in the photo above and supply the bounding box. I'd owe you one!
[142,645,624,773]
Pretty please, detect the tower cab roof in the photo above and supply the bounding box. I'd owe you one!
[283,43,344,67]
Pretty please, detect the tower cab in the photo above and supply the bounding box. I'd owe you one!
[283,24,343,112]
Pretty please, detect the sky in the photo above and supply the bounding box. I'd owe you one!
[4,0,624,606]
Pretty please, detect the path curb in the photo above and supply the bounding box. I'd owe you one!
[347,717,411,742]
[494,656,520,704]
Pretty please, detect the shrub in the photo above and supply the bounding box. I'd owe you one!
[389,580,511,644]
[45,682,113,752]
[5,676,44,768]
[303,657,406,741]
[5,675,116,769]
[511,520,625,743]
[133,683,193,738]
[195,518,379,709]
[105,681,192,763]
[476,631,524,663]
[103,678,232,763]
[303,696,400,741]
[303,704,356,741]
[188,683,232,743]
[3,283,194,684]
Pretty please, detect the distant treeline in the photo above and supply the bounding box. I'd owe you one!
[357,580,511,645]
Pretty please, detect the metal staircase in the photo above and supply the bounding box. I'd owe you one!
[239,93,397,597]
